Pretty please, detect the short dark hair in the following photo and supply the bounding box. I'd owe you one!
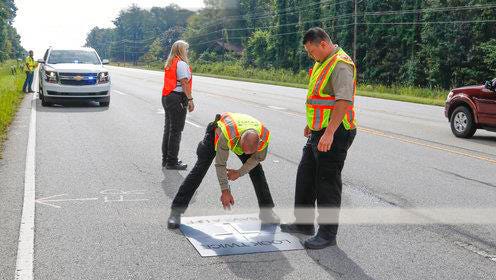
[303,27,331,45]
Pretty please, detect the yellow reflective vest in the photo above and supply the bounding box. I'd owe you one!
[306,48,357,131]
[24,56,37,72]
[215,112,270,155]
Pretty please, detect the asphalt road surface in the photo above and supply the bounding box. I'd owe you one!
[1,66,495,279]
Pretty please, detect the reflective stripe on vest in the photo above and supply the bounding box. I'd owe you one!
[306,49,357,131]
[214,112,270,155]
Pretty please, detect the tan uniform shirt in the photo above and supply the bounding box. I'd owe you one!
[323,46,354,102]
[214,127,268,191]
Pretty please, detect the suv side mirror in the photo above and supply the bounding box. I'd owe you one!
[102,59,109,65]
[37,59,45,64]
[485,80,496,92]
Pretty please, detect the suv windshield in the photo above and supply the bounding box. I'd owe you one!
[47,50,100,64]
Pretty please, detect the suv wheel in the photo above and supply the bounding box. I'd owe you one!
[450,106,476,138]
[40,94,52,107]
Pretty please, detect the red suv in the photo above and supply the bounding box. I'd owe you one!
[445,78,496,138]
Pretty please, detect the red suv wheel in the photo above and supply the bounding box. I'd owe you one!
[450,106,476,138]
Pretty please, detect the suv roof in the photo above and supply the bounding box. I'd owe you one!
[49,47,96,52]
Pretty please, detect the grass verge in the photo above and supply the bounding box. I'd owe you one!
[111,61,447,107]
[0,61,25,158]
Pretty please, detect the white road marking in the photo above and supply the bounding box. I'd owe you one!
[155,109,202,128]
[15,72,38,280]
[100,189,148,203]
[112,89,129,96]
[186,120,202,128]
[267,105,286,110]
[454,241,496,263]
[35,194,99,209]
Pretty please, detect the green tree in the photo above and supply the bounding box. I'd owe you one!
[244,30,275,68]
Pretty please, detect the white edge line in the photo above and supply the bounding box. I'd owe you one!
[15,72,37,280]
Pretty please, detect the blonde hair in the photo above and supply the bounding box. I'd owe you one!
[165,40,189,69]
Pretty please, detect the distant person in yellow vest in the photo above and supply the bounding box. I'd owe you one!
[280,27,357,249]
[22,50,38,93]
[167,112,279,229]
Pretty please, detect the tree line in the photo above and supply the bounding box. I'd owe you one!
[85,0,496,89]
[0,0,24,62]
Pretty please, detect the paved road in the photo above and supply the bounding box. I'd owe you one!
[1,66,495,279]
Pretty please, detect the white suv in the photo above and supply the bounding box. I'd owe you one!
[38,47,111,107]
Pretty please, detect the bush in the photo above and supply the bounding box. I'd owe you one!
[0,60,24,157]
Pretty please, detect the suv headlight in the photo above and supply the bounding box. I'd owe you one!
[44,70,58,83]
[447,91,454,100]
[98,72,109,83]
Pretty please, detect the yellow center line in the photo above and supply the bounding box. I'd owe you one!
[359,127,496,164]
[198,89,496,165]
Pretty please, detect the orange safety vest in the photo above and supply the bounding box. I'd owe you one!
[214,113,270,155]
[162,56,193,96]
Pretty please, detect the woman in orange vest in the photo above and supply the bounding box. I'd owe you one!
[161,40,194,170]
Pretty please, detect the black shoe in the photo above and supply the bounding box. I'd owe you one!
[259,209,280,224]
[167,210,181,229]
[280,223,315,235]
[165,162,187,170]
[163,160,182,167]
[303,234,337,249]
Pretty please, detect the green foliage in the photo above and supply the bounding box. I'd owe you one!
[244,30,275,68]
[85,27,114,59]
[193,60,309,85]
[0,0,24,62]
[0,60,24,157]
[85,4,193,64]
[91,0,496,90]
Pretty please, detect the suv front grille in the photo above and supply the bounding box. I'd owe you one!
[59,73,98,86]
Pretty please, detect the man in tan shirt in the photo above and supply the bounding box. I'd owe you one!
[167,113,279,229]
[281,27,357,249]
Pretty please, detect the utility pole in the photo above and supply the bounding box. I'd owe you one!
[123,43,126,67]
[353,0,358,62]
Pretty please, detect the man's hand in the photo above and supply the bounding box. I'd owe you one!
[187,100,195,112]
[227,169,240,181]
[304,125,311,138]
[220,190,234,210]
[317,130,334,152]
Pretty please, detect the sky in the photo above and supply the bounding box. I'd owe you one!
[13,0,205,59]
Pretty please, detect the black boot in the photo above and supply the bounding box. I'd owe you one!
[163,160,182,167]
[303,232,337,249]
[165,162,187,170]
[280,223,315,235]
[167,209,181,229]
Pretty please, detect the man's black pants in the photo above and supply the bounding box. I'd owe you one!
[294,125,356,237]
[162,92,187,165]
[171,122,275,212]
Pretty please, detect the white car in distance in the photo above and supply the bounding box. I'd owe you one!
[38,47,111,107]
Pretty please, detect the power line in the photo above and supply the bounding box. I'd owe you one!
[195,17,496,46]
[187,13,355,41]
[360,19,496,25]
[199,0,354,30]
[187,3,496,41]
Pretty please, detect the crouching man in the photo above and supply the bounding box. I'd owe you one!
[167,112,279,228]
